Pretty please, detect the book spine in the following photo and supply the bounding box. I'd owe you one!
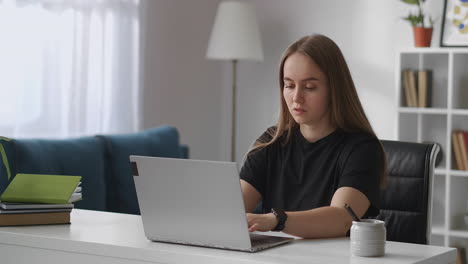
[452,131,464,170]
[403,70,412,107]
[0,212,70,226]
[459,131,468,170]
[408,70,418,107]
[0,203,74,210]
[461,131,468,171]
[418,70,427,108]
[426,70,432,107]
[1,197,68,204]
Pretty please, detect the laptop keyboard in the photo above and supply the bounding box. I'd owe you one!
[250,233,290,247]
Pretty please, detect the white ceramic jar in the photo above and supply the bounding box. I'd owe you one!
[350,219,386,257]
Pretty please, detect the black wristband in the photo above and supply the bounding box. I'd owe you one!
[271,208,287,231]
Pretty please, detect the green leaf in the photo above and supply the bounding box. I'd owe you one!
[0,137,11,181]
[0,144,11,181]
[400,0,419,5]
[402,12,424,26]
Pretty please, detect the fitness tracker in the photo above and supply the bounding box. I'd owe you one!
[271,208,287,231]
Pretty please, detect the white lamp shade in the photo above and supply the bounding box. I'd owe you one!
[206,1,263,61]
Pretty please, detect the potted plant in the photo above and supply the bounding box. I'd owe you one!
[401,0,434,47]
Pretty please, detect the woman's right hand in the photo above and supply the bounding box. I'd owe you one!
[246,213,278,232]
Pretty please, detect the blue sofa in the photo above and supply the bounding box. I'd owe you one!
[0,125,188,215]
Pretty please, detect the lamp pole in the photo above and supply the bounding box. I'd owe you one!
[205,2,263,162]
[231,59,238,162]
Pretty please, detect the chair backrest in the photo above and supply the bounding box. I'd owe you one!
[377,140,440,244]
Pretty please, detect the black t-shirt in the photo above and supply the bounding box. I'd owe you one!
[240,126,382,217]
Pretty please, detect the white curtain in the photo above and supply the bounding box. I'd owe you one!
[0,0,141,138]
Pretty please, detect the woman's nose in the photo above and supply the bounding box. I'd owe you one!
[293,89,303,102]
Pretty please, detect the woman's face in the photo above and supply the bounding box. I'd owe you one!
[282,52,330,127]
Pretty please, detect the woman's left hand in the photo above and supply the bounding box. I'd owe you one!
[246,213,278,232]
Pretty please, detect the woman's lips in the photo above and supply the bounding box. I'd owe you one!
[293,108,306,115]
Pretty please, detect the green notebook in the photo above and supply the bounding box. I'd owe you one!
[0,174,82,204]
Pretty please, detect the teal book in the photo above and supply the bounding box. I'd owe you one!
[0,174,82,204]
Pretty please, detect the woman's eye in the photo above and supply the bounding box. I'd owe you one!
[284,85,294,89]
[306,86,317,90]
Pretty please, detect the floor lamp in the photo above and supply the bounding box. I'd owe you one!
[206,1,263,161]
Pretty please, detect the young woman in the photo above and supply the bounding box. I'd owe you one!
[239,34,387,239]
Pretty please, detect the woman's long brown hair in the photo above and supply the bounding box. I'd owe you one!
[248,34,388,188]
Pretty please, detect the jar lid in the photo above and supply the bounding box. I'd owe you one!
[352,219,385,227]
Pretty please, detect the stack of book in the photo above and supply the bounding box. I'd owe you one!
[401,69,432,108]
[452,131,468,171]
[0,174,82,226]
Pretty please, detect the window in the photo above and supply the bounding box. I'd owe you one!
[0,0,141,138]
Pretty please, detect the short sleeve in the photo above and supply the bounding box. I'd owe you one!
[239,128,275,197]
[338,137,383,217]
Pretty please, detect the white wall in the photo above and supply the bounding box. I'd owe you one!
[234,0,444,163]
[141,0,225,160]
[142,0,444,163]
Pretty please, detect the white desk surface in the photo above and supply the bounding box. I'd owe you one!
[0,209,457,264]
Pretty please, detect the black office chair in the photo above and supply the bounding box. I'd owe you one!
[376,140,440,244]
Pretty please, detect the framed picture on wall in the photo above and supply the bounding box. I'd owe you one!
[440,0,468,47]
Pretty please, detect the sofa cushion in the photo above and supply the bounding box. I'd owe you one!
[0,137,107,211]
[98,125,185,215]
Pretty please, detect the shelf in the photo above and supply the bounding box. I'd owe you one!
[434,169,468,177]
[398,108,468,115]
[397,50,468,247]
[452,109,468,115]
[398,107,447,114]
[449,229,468,238]
[450,170,468,177]
[400,47,468,53]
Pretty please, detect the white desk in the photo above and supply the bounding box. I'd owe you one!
[0,209,456,264]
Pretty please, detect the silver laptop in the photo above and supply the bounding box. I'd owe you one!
[130,155,294,252]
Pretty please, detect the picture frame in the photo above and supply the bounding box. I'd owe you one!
[440,0,468,47]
